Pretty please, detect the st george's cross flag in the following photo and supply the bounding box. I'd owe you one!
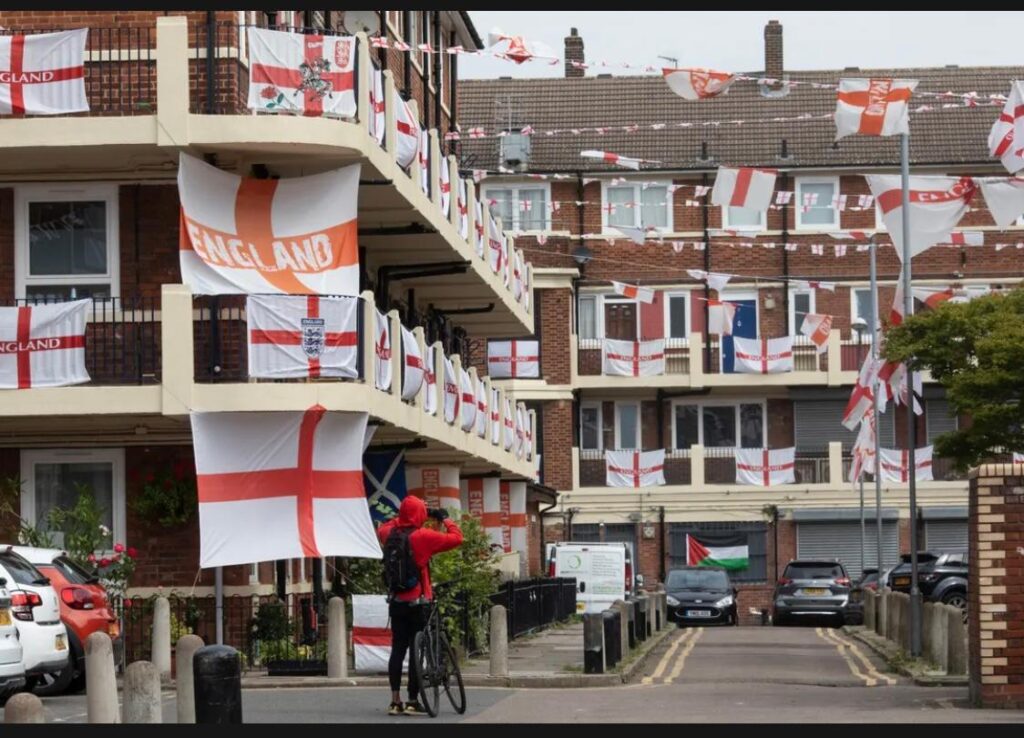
[439,156,451,219]
[423,348,438,416]
[513,249,524,302]
[733,336,794,374]
[400,326,424,402]
[369,68,385,145]
[834,78,917,140]
[490,387,501,444]
[352,594,404,673]
[605,449,666,488]
[418,128,430,197]
[443,356,459,425]
[406,465,461,511]
[246,28,356,118]
[474,380,488,438]
[487,339,540,379]
[611,281,655,303]
[0,300,89,389]
[686,269,732,293]
[459,367,476,432]
[988,81,1024,175]
[503,395,515,451]
[0,29,88,116]
[474,200,486,258]
[178,154,360,295]
[247,294,358,379]
[735,447,796,486]
[866,175,976,262]
[457,179,470,240]
[879,446,934,483]
[191,406,380,567]
[800,313,833,355]
[711,167,777,214]
[842,353,882,430]
[374,309,392,391]
[602,338,665,377]
[488,210,504,275]
[849,412,877,483]
[515,404,526,460]
[394,86,420,169]
[662,67,735,100]
[978,176,1024,227]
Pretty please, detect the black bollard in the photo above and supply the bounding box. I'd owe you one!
[583,613,605,674]
[635,596,648,642]
[602,609,621,667]
[624,600,637,650]
[194,645,242,724]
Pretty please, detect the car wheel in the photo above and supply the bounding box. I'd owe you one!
[941,590,967,612]
[30,664,75,697]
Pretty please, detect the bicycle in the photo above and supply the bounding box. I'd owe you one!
[409,590,466,718]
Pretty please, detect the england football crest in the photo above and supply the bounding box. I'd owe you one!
[301,317,326,358]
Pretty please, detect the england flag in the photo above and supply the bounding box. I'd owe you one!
[247,295,358,380]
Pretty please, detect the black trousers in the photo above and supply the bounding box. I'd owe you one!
[388,601,427,699]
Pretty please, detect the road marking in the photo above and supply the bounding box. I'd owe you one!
[817,627,878,687]
[663,627,703,684]
[827,629,897,686]
[641,628,693,684]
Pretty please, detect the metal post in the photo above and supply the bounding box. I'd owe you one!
[869,242,883,576]
[859,475,865,576]
[215,567,224,646]
[900,132,922,657]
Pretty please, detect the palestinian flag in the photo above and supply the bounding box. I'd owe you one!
[686,533,749,571]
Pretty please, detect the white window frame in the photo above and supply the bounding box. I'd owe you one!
[19,448,127,550]
[481,183,552,233]
[663,291,691,340]
[600,180,674,233]
[580,401,603,451]
[670,399,768,450]
[794,175,840,230]
[614,401,641,450]
[14,183,120,300]
[788,288,816,335]
[850,287,877,340]
[720,203,766,231]
[578,294,598,340]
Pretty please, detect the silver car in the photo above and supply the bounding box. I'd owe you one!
[772,560,851,627]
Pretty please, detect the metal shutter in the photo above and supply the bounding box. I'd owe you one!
[572,523,637,567]
[794,401,894,450]
[924,520,968,552]
[796,521,900,575]
[926,399,959,444]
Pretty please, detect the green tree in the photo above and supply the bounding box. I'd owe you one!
[883,288,1024,469]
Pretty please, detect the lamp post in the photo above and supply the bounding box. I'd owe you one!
[852,317,867,578]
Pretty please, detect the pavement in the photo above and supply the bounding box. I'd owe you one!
[843,625,969,687]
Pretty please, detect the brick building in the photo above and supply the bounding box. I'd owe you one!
[459,22,1024,621]
[0,10,554,607]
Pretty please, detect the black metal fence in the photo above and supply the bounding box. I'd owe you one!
[489,577,578,640]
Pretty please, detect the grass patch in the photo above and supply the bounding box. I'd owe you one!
[561,664,584,673]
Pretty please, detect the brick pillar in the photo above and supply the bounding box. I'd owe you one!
[764,20,783,81]
[968,464,1024,708]
[542,400,573,491]
[564,28,584,79]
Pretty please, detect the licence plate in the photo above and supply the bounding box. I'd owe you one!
[802,588,829,596]
[108,622,120,638]
[0,609,10,626]
[55,634,66,651]
[686,609,712,618]
[893,577,910,587]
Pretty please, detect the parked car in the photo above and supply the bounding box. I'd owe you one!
[665,566,738,626]
[12,547,120,695]
[0,547,69,689]
[547,542,635,614]
[0,580,26,703]
[887,550,968,612]
[772,559,853,627]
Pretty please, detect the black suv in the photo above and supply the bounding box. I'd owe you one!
[887,550,968,612]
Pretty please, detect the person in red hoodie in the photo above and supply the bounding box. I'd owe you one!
[376,495,463,716]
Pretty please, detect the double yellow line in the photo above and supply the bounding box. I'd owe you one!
[816,627,896,687]
[641,627,704,685]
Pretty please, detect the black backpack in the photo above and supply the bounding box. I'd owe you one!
[383,527,420,595]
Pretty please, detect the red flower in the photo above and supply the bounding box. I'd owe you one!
[114,543,124,553]
[260,86,280,100]
[87,553,97,563]
[127,547,138,559]
[99,558,111,568]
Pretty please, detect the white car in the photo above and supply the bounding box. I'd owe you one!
[0,581,26,702]
[0,547,68,681]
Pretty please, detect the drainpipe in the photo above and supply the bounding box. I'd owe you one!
[539,497,558,576]
[701,169,711,374]
[659,506,666,582]
[432,11,442,133]
[402,11,412,98]
[205,11,215,114]
[780,167,790,325]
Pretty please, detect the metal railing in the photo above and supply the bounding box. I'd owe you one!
[489,577,577,640]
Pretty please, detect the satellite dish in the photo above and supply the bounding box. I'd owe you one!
[344,11,381,37]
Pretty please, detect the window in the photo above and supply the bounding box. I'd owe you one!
[578,295,597,339]
[665,293,689,339]
[795,177,839,229]
[20,449,126,549]
[581,403,602,450]
[721,203,765,231]
[482,185,550,232]
[15,184,119,301]
[672,402,765,449]
[407,11,421,68]
[615,403,640,450]
[602,181,671,232]
[851,288,876,335]
[670,522,768,583]
[789,290,815,334]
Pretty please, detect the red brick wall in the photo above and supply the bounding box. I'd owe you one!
[0,189,13,303]
[538,288,571,385]
[541,400,573,491]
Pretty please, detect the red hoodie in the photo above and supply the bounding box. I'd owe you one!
[377,496,463,602]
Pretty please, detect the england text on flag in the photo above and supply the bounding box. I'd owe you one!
[735,448,796,486]
[602,338,666,377]
[605,449,666,488]
[247,295,358,379]
[834,78,917,140]
[487,339,540,379]
[0,300,89,389]
[407,465,461,511]
[733,336,794,374]
[0,29,88,116]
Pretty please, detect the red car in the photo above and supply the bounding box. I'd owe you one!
[12,547,120,695]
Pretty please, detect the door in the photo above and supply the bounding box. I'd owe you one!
[604,301,638,341]
[721,298,757,373]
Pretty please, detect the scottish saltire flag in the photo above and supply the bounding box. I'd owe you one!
[363,449,407,523]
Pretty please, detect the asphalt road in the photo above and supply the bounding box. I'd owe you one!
[10,626,1024,723]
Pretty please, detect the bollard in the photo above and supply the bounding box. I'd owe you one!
[624,600,637,649]
[489,605,508,678]
[612,600,630,660]
[152,596,172,682]
[602,609,621,668]
[86,631,120,723]
[124,661,162,724]
[583,612,605,674]
[899,593,911,653]
[176,634,205,724]
[327,596,348,679]
[193,645,242,724]
[929,604,948,672]
[634,596,648,643]
[643,595,653,638]
[876,590,888,638]
[922,602,934,661]
[864,590,876,632]
[946,605,968,675]
[4,693,44,723]
[654,592,663,631]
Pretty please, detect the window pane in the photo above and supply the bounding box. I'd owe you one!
[607,187,633,227]
[579,297,596,339]
[33,461,114,538]
[674,405,699,449]
[617,405,638,449]
[855,290,875,329]
[740,404,764,448]
[487,190,514,226]
[520,189,546,230]
[727,206,761,228]
[29,201,107,276]
[793,293,811,333]
[581,407,600,450]
[703,406,736,447]
[800,182,836,226]
[641,186,668,228]
[668,295,688,338]
[26,284,110,302]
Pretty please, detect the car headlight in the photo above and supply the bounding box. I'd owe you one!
[714,595,734,608]
[666,595,680,606]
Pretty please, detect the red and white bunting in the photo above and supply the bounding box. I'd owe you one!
[736,448,796,486]
[834,78,917,140]
[708,301,737,336]
[867,175,976,261]
[685,269,732,293]
[710,167,778,213]
[792,279,837,292]
[439,157,451,218]
[419,128,430,195]
[374,309,392,391]
[662,67,735,100]
[943,231,984,246]
[614,225,650,245]
[978,177,1024,227]
[423,348,437,416]
[602,338,666,377]
[460,367,476,432]
[490,387,501,444]
[474,380,488,438]
[487,339,539,379]
[457,179,469,239]
[800,313,833,355]
[0,29,88,116]
[247,28,355,118]
[247,295,358,380]
[879,446,934,483]
[474,199,486,257]
[580,150,659,170]
[191,406,378,566]
[394,88,420,169]
[442,356,459,424]
[611,281,655,303]
[988,81,1024,174]
[515,404,526,460]
[400,326,424,402]
[605,449,666,488]
[733,336,794,374]
[0,300,88,389]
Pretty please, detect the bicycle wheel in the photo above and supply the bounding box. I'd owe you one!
[440,633,467,714]
[411,630,440,717]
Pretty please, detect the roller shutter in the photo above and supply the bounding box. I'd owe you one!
[794,400,894,451]
[924,520,968,552]
[796,520,900,575]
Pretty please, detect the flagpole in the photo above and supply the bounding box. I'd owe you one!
[900,132,922,658]
[869,240,883,580]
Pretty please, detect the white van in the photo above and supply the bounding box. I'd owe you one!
[547,542,634,614]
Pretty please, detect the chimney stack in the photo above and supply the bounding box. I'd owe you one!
[564,28,584,79]
[764,20,783,82]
